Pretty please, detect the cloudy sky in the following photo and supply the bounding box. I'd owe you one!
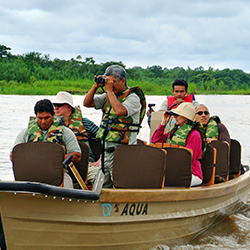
[1,0,250,72]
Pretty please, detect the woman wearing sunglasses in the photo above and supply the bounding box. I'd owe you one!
[195,104,230,145]
[53,91,101,185]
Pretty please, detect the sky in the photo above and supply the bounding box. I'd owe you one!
[1,0,250,72]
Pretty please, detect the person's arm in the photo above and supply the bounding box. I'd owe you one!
[65,151,81,164]
[82,118,99,137]
[122,93,140,117]
[192,100,199,108]
[158,99,168,112]
[106,89,127,116]
[10,128,28,161]
[151,113,171,143]
[83,78,103,108]
[186,130,202,165]
[62,127,81,163]
[105,76,127,116]
[218,123,231,146]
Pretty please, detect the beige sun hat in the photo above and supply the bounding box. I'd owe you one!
[52,91,74,108]
[166,102,195,121]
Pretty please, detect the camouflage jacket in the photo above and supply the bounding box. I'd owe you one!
[57,105,89,143]
[96,86,146,144]
[27,116,64,144]
[205,116,220,140]
[166,121,206,156]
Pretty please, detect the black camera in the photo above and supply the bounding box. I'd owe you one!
[95,76,106,87]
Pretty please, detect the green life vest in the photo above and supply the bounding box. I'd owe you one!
[166,121,206,156]
[205,116,220,140]
[166,123,194,147]
[27,116,64,144]
[96,86,146,144]
[56,106,89,143]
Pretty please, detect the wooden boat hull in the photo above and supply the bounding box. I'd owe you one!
[0,171,250,249]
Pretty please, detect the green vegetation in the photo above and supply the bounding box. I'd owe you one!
[1,44,250,95]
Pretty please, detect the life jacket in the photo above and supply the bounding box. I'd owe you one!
[27,116,64,145]
[96,86,146,144]
[167,94,195,109]
[58,106,89,143]
[166,121,206,156]
[205,115,220,140]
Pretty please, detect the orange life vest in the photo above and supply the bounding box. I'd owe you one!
[167,94,195,109]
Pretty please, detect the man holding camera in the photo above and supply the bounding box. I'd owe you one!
[83,65,146,188]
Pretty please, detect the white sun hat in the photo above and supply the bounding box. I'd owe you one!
[166,102,195,121]
[52,91,74,108]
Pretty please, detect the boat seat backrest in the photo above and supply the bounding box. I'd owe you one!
[88,137,102,161]
[12,142,64,186]
[210,141,230,183]
[113,145,166,189]
[229,139,241,176]
[137,138,147,145]
[69,141,89,189]
[200,144,216,185]
[162,146,192,187]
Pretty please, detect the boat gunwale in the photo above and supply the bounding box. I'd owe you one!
[0,181,100,200]
[100,171,250,203]
[0,171,249,203]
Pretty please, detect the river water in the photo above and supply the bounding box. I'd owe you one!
[1,94,250,249]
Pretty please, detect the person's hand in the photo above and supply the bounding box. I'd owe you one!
[174,98,184,105]
[161,112,171,126]
[90,157,101,167]
[104,76,115,92]
[206,138,216,144]
[94,75,105,88]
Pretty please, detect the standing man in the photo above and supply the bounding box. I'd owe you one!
[52,91,101,185]
[10,99,81,188]
[83,65,146,188]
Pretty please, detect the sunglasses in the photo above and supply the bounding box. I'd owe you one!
[54,103,64,107]
[196,111,209,116]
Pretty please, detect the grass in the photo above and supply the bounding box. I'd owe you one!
[0,79,249,95]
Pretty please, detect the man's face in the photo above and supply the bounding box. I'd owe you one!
[105,75,126,94]
[36,112,54,130]
[172,85,187,100]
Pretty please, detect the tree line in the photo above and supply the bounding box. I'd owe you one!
[1,44,250,93]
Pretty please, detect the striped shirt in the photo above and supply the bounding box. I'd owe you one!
[82,117,99,162]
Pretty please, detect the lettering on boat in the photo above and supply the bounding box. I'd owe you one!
[119,203,148,216]
[101,203,148,216]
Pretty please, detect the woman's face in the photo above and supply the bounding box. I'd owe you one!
[54,103,71,117]
[195,105,210,127]
[174,114,188,127]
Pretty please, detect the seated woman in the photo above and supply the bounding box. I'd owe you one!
[195,104,230,145]
[151,102,203,187]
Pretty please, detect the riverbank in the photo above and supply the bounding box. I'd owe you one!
[1,79,250,95]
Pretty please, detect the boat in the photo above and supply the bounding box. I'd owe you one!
[0,140,249,250]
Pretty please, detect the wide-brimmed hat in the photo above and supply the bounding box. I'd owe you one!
[166,102,195,121]
[52,91,74,108]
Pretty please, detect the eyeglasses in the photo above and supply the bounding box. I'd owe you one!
[196,111,209,116]
[54,103,64,107]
